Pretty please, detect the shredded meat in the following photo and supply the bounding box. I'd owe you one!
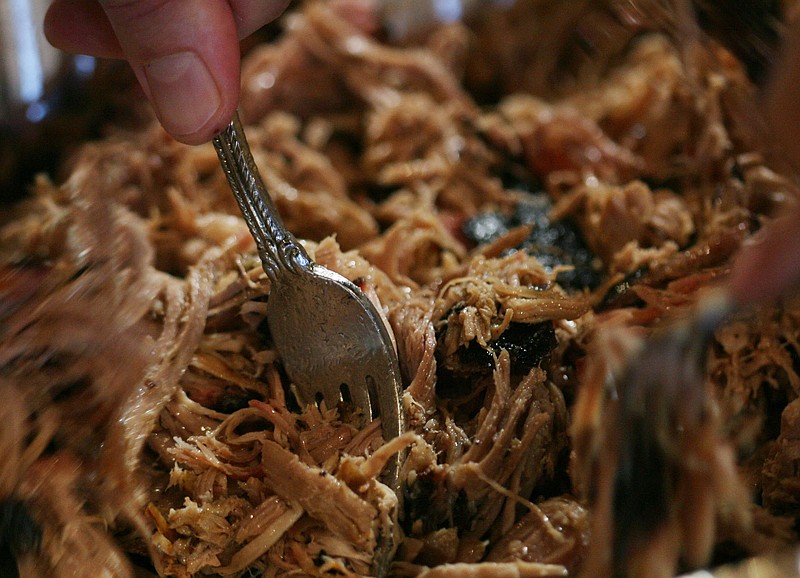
[2,1,800,577]
[763,398,800,512]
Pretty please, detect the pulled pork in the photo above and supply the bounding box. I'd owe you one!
[2,1,800,577]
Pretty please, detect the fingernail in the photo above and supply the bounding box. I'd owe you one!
[143,51,221,138]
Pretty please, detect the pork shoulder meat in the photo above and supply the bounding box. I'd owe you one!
[1,1,800,577]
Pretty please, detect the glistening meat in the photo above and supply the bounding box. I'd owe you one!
[1,1,800,577]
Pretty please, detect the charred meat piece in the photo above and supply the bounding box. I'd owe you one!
[597,266,649,310]
[439,320,558,375]
[462,194,601,291]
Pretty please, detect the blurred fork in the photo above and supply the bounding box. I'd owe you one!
[609,289,734,567]
[212,112,405,486]
[607,202,800,570]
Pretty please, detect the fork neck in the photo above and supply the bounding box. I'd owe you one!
[213,112,312,282]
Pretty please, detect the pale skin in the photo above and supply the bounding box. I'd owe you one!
[44,0,800,304]
[44,0,290,144]
[733,16,800,307]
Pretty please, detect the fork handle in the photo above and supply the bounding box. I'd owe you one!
[213,111,312,280]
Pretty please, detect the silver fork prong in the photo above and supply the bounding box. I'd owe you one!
[347,375,376,420]
[306,376,374,422]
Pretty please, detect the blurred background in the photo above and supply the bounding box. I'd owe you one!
[0,0,790,206]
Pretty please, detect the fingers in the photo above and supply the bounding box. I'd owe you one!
[729,206,800,306]
[729,17,800,306]
[100,0,243,144]
[228,0,291,39]
[44,0,290,144]
[45,0,124,59]
[45,0,291,57]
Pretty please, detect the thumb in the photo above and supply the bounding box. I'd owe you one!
[100,0,241,144]
[729,207,800,306]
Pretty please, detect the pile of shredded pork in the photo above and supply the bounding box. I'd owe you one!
[2,1,800,577]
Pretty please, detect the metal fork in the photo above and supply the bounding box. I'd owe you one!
[609,289,734,568]
[213,114,405,572]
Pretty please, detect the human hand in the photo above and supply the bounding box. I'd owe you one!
[44,0,290,144]
[728,15,800,306]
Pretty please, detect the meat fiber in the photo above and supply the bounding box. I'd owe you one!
[2,1,800,577]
